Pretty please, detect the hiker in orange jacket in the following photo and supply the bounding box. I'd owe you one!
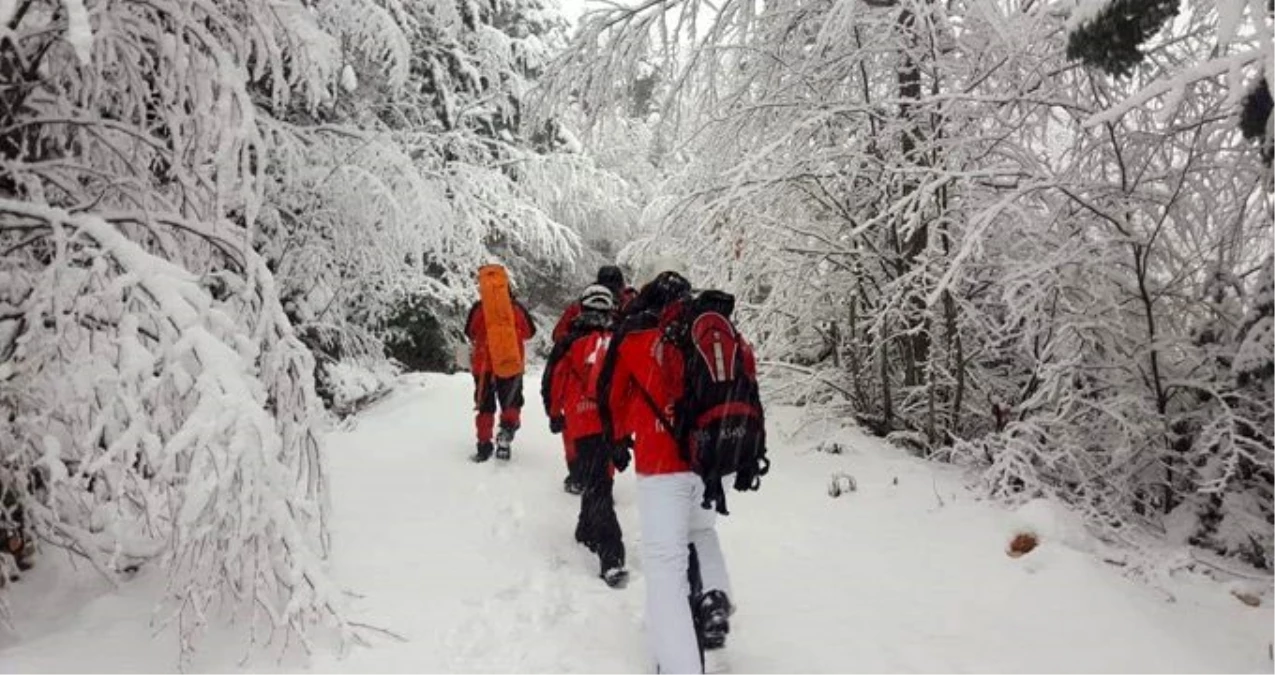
[465,287,536,462]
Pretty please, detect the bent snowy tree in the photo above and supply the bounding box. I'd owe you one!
[0,201,345,657]
[0,0,385,660]
[0,0,628,659]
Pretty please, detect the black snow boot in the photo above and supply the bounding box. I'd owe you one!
[574,518,596,552]
[599,544,628,589]
[600,565,629,589]
[495,425,516,460]
[564,460,584,494]
[696,589,732,650]
[471,441,494,463]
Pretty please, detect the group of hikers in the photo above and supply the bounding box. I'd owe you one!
[462,259,771,674]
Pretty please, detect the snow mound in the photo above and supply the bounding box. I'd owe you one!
[1008,497,1094,554]
[324,357,398,411]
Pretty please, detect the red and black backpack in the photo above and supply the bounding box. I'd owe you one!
[657,290,770,514]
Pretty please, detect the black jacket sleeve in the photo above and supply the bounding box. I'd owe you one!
[541,332,575,416]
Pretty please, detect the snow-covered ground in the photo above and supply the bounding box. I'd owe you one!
[1,372,1271,673]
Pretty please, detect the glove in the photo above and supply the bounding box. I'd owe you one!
[611,441,632,473]
[734,453,770,492]
[549,416,565,434]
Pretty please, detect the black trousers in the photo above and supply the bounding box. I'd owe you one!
[473,373,524,444]
[473,372,524,414]
[573,434,624,572]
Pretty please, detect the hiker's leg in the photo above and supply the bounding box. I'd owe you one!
[495,375,523,430]
[574,438,598,548]
[688,478,731,598]
[565,435,579,480]
[638,473,700,673]
[473,372,496,444]
[580,436,624,571]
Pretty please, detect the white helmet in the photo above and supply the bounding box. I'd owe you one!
[580,284,615,312]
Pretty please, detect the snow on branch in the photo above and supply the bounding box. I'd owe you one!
[1085,50,1267,127]
[0,200,349,663]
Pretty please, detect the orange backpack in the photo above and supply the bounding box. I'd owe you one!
[477,264,524,378]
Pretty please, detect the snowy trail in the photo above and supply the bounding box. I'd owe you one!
[304,372,649,673]
[1,371,1271,673]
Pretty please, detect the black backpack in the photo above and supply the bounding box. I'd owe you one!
[656,290,770,514]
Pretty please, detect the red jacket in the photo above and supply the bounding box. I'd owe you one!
[599,303,761,476]
[544,325,612,442]
[551,287,638,343]
[551,302,583,344]
[597,315,690,476]
[465,299,535,375]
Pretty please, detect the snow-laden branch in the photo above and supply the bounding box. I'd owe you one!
[1085,50,1267,127]
[0,199,348,662]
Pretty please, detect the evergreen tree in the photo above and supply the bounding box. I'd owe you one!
[1065,0,1181,77]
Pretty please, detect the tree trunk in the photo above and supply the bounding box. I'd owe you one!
[897,2,931,388]
[881,323,894,433]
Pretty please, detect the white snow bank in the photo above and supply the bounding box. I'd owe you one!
[1008,496,1095,553]
[324,357,399,411]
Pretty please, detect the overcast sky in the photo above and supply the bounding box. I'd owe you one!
[555,0,594,22]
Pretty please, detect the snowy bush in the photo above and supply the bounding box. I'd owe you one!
[323,358,400,415]
[828,473,858,498]
[0,0,423,660]
[379,291,467,374]
[0,204,344,660]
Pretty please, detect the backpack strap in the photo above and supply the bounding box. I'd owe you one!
[703,477,728,515]
[632,379,677,439]
[695,402,760,427]
[632,380,730,515]
[598,312,656,444]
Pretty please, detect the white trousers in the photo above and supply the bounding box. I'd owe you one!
[636,472,732,674]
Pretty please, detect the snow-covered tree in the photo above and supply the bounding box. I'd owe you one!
[0,0,420,660]
[541,0,1274,569]
[0,5,639,646]
[254,0,643,377]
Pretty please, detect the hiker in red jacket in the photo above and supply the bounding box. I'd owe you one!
[542,284,628,588]
[465,292,536,462]
[551,266,637,343]
[597,261,756,673]
[551,265,637,492]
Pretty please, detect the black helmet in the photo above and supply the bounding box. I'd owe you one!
[596,265,625,296]
[635,270,690,313]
